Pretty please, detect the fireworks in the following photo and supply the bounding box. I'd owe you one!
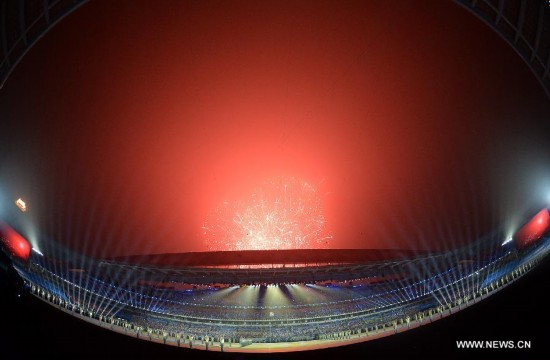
[202,176,332,251]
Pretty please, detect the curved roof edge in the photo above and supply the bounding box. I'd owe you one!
[0,0,88,89]
[454,0,550,99]
[109,248,433,268]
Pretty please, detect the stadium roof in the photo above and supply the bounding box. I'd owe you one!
[109,248,432,268]
[90,248,461,285]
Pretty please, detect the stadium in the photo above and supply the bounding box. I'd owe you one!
[1,206,550,352]
[1,0,550,357]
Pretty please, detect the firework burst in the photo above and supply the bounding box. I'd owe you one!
[202,176,332,251]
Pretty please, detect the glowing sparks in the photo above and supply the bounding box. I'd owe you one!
[15,198,27,212]
[202,176,332,251]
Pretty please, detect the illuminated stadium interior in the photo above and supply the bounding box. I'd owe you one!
[1,0,550,355]
[1,206,550,352]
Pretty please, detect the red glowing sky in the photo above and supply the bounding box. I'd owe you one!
[1,0,550,256]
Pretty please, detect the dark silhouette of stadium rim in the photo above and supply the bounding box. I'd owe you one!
[110,249,430,268]
[97,249,435,285]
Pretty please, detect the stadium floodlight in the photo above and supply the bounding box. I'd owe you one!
[15,198,27,212]
[501,236,513,246]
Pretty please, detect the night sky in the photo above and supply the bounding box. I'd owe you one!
[1,0,550,256]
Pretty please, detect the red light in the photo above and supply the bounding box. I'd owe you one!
[514,209,550,249]
[0,222,31,261]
